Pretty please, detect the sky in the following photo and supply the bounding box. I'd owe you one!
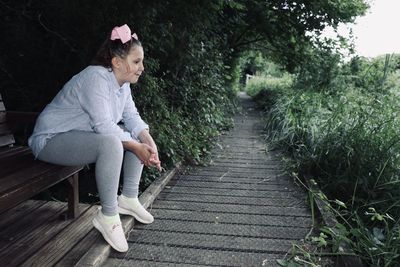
[353,0,400,57]
[324,0,400,58]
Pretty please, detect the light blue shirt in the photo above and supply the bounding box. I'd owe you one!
[28,65,149,157]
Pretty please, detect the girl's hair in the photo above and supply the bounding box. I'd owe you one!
[91,36,142,68]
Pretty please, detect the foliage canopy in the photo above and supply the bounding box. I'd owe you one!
[0,0,368,174]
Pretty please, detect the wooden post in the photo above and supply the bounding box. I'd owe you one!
[67,173,79,219]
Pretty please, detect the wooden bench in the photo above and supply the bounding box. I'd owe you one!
[0,93,83,218]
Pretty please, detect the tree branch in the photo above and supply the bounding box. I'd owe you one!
[37,14,77,52]
[232,24,252,47]
[232,36,267,50]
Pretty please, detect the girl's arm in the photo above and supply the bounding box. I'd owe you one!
[138,129,161,171]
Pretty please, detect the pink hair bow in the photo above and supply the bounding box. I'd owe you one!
[110,24,138,44]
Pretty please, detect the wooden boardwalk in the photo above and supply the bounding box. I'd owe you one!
[0,93,312,266]
[0,200,99,266]
[103,93,312,266]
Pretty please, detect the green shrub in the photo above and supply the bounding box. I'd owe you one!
[1,0,238,201]
[245,74,293,110]
[246,74,293,96]
[259,55,400,266]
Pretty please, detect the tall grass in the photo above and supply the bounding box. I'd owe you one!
[245,74,293,109]
[253,55,400,266]
[267,88,400,207]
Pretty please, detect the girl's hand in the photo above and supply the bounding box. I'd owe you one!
[138,129,162,171]
[145,153,162,171]
[132,143,161,171]
[130,143,155,163]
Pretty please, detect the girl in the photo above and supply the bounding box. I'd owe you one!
[28,24,160,252]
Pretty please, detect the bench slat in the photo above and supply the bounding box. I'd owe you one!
[0,165,82,214]
[0,134,15,147]
[0,123,12,135]
[0,113,5,123]
[0,161,61,191]
[0,106,14,147]
[0,151,43,177]
[0,92,82,219]
[0,146,31,159]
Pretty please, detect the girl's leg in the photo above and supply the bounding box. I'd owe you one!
[118,150,153,224]
[38,131,123,216]
[121,151,144,198]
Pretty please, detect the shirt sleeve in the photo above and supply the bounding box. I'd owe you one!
[122,86,149,140]
[76,71,133,141]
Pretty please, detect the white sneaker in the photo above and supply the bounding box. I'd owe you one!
[92,209,128,252]
[118,195,154,224]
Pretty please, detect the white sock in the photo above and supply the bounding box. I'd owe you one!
[101,212,120,224]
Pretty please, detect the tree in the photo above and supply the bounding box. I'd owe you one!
[0,0,369,164]
[221,0,368,70]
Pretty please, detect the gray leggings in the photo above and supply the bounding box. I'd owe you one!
[38,131,143,216]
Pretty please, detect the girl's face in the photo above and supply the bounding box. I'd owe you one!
[113,45,144,86]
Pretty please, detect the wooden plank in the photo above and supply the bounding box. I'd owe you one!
[0,146,30,159]
[0,158,61,189]
[0,202,91,267]
[106,243,283,267]
[0,201,67,254]
[103,258,200,267]
[0,151,81,186]
[150,208,311,227]
[0,150,37,175]
[127,230,294,252]
[67,173,79,219]
[0,200,46,229]
[162,186,303,198]
[0,134,14,147]
[133,220,308,240]
[151,199,310,216]
[20,205,98,267]
[0,112,5,123]
[0,165,82,214]
[55,229,99,267]
[0,123,12,135]
[155,192,307,207]
[166,179,296,191]
[175,174,292,184]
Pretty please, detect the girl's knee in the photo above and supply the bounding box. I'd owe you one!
[98,135,123,155]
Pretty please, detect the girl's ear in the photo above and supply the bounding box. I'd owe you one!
[111,57,120,69]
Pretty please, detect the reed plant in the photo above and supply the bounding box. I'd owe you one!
[255,55,400,266]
